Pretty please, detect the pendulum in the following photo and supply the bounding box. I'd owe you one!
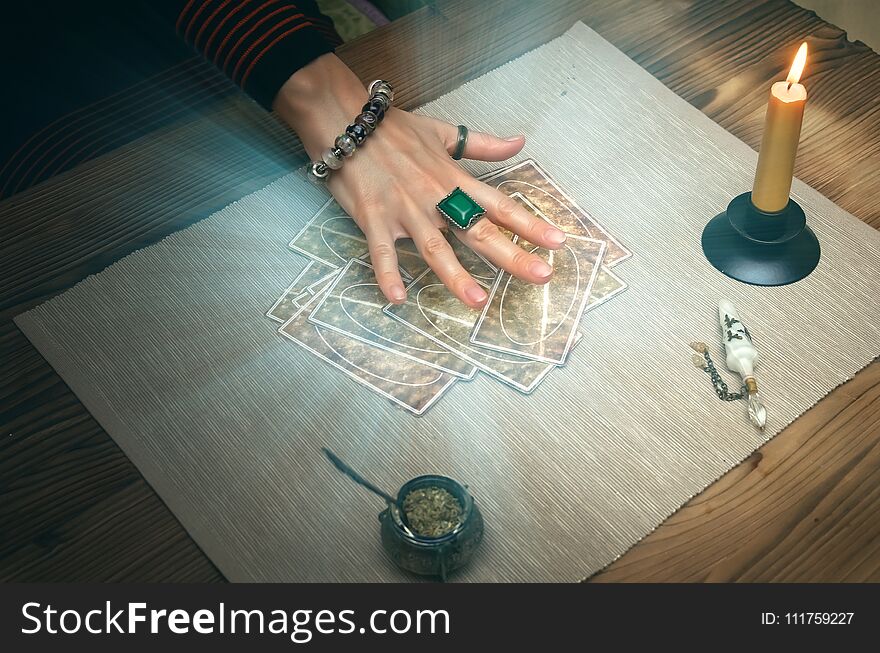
[717,300,766,431]
[690,300,767,431]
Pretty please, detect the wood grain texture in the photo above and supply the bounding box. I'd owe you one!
[0,321,224,581]
[594,360,880,582]
[1,0,878,581]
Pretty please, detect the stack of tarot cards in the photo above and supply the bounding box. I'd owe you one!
[266,160,631,415]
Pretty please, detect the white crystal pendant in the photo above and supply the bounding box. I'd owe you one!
[747,392,767,431]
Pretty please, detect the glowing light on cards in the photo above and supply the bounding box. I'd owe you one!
[539,249,553,345]
[786,42,808,86]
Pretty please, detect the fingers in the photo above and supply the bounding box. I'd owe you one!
[362,222,407,304]
[455,218,555,285]
[461,180,566,250]
[422,116,526,162]
[409,219,489,309]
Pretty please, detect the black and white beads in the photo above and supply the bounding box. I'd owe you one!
[307,80,394,181]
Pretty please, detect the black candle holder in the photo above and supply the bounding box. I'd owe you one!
[701,192,820,286]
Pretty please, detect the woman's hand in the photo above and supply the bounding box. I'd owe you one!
[274,54,566,309]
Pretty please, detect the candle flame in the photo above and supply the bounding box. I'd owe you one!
[786,42,808,85]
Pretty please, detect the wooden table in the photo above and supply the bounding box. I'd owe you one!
[2,0,878,582]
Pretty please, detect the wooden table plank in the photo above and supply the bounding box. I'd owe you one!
[595,359,880,581]
[1,0,878,581]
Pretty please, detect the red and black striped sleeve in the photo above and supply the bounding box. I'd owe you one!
[175,0,343,109]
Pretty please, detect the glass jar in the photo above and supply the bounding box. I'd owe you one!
[379,475,484,581]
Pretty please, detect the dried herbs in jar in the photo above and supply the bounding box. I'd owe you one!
[402,486,463,538]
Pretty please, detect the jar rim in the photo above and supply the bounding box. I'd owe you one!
[392,475,473,544]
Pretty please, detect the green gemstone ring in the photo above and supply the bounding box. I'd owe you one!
[436,187,485,230]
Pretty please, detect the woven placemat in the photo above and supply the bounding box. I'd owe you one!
[16,23,880,581]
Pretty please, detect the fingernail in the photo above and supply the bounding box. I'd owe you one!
[529,259,553,278]
[465,285,488,305]
[390,284,406,303]
[545,228,566,246]
[503,135,524,142]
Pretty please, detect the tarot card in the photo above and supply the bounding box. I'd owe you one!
[470,233,606,365]
[307,258,477,379]
[288,197,426,280]
[481,159,631,266]
[509,191,627,311]
[383,269,560,394]
[278,289,457,416]
[585,265,628,313]
[266,261,338,323]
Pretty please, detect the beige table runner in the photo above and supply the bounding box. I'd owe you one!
[16,23,880,581]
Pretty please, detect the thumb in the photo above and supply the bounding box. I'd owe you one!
[458,130,526,162]
[427,117,525,162]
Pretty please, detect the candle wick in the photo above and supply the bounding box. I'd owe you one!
[786,81,793,91]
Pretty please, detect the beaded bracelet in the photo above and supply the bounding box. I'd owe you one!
[307,80,394,182]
